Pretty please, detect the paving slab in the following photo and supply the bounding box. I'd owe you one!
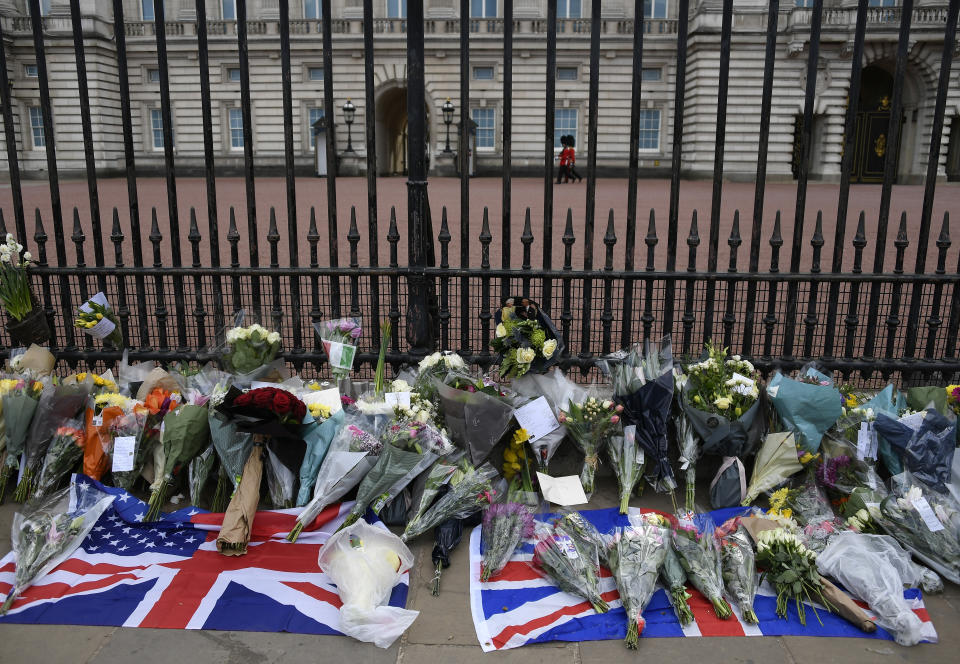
[0,624,115,664]
[580,633,794,662]
[398,642,576,664]
[88,627,400,664]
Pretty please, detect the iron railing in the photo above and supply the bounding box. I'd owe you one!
[0,0,958,385]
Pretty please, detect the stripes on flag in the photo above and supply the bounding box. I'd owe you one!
[0,475,409,635]
[468,507,938,652]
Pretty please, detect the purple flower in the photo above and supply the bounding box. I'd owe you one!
[350,325,362,339]
[339,319,355,333]
[483,502,535,538]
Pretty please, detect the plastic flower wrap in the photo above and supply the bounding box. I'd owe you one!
[873,409,956,493]
[83,394,135,482]
[716,517,759,623]
[0,377,43,499]
[401,461,497,542]
[0,480,115,614]
[0,234,39,322]
[600,336,675,495]
[74,292,122,347]
[755,528,833,626]
[144,396,211,520]
[315,317,362,380]
[480,501,536,582]
[295,408,345,506]
[875,473,960,584]
[607,425,643,514]
[742,432,804,506]
[317,519,419,648]
[339,419,456,530]
[188,444,217,508]
[220,315,282,376]
[607,513,671,648]
[490,296,563,379]
[660,542,694,625]
[671,515,732,619]
[511,369,583,471]
[32,422,85,499]
[106,408,151,491]
[405,453,464,530]
[766,364,843,453]
[429,372,514,466]
[530,520,609,614]
[558,395,621,498]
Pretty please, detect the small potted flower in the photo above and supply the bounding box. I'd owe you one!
[0,234,49,345]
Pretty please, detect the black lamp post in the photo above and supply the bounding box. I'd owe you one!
[342,98,356,153]
[442,97,454,153]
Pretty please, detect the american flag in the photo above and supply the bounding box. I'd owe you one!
[0,476,409,634]
[468,507,938,651]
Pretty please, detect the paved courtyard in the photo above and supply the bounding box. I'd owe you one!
[2,176,959,272]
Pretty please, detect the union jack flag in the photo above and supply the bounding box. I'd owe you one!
[0,476,409,634]
[468,507,938,651]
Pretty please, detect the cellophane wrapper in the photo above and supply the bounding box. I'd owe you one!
[671,516,732,619]
[479,501,535,582]
[607,514,670,643]
[401,462,497,542]
[530,521,609,614]
[716,518,759,623]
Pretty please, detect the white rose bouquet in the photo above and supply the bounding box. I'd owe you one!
[221,322,281,375]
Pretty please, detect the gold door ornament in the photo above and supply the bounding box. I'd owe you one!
[875,133,887,158]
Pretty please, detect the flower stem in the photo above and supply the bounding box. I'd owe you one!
[624,620,640,650]
[431,560,442,596]
[287,521,304,543]
[619,491,630,514]
[13,467,33,503]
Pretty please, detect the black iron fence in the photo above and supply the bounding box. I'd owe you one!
[0,0,958,384]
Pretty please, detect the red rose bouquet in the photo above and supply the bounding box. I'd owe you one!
[215,386,307,555]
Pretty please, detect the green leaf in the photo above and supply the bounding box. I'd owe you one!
[779,570,798,583]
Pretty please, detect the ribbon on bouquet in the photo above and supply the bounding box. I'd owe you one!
[710,456,747,507]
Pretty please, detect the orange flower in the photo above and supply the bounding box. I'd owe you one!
[143,388,179,415]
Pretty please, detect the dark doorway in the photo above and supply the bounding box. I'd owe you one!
[850,66,900,183]
[947,116,960,182]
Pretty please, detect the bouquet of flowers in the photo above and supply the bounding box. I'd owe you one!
[766,364,843,453]
[215,386,307,555]
[14,380,91,502]
[660,543,694,625]
[32,422,85,499]
[208,383,254,500]
[221,318,282,376]
[288,414,386,542]
[601,336,675,495]
[413,350,468,408]
[715,516,759,623]
[554,511,607,566]
[83,393,134,481]
[0,234,48,346]
[947,384,960,416]
[559,396,621,497]
[742,432,804,506]
[491,296,562,379]
[401,461,497,542]
[682,343,763,508]
[265,444,297,508]
[755,527,833,625]
[405,453,464,526]
[479,501,536,582]
[0,479,114,614]
[340,419,455,530]
[74,292,123,347]
[674,369,700,510]
[315,318,362,380]
[144,395,211,521]
[874,409,956,493]
[106,408,151,491]
[607,425,643,514]
[295,405,344,506]
[530,521,609,614]
[671,516,732,619]
[511,369,583,471]
[606,513,671,648]
[0,377,43,500]
[875,474,960,584]
[188,444,217,508]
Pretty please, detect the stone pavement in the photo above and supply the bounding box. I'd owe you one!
[1,461,958,664]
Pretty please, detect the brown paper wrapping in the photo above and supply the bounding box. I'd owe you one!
[741,516,876,633]
[136,368,184,401]
[17,344,56,375]
[217,436,266,556]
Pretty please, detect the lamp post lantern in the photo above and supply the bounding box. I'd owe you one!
[442,97,454,153]
[342,98,356,153]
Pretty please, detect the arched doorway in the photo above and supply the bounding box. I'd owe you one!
[375,83,431,176]
[850,66,896,183]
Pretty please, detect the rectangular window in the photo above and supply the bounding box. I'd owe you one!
[229,108,244,149]
[308,67,324,81]
[221,0,236,20]
[867,0,896,6]
[147,68,160,83]
[641,67,662,82]
[29,107,44,149]
[794,0,815,6]
[227,68,241,83]
[644,0,667,19]
[471,108,495,150]
[39,0,52,16]
[141,0,154,21]
[471,0,496,18]
[556,66,578,81]
[24,64,38,78]
[304,0,321,19]
[386,0,407,18]
[308,107,324,149]
[473,66,494,81]
[637,109,661,151]
[554,108,578,149]
[150,108,164,149]
[557,0,581,19]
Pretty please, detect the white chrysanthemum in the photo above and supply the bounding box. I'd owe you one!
[391,379,412,393]
[443,353,465,369]
[266,331,281,344]
[419,352,441,371]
